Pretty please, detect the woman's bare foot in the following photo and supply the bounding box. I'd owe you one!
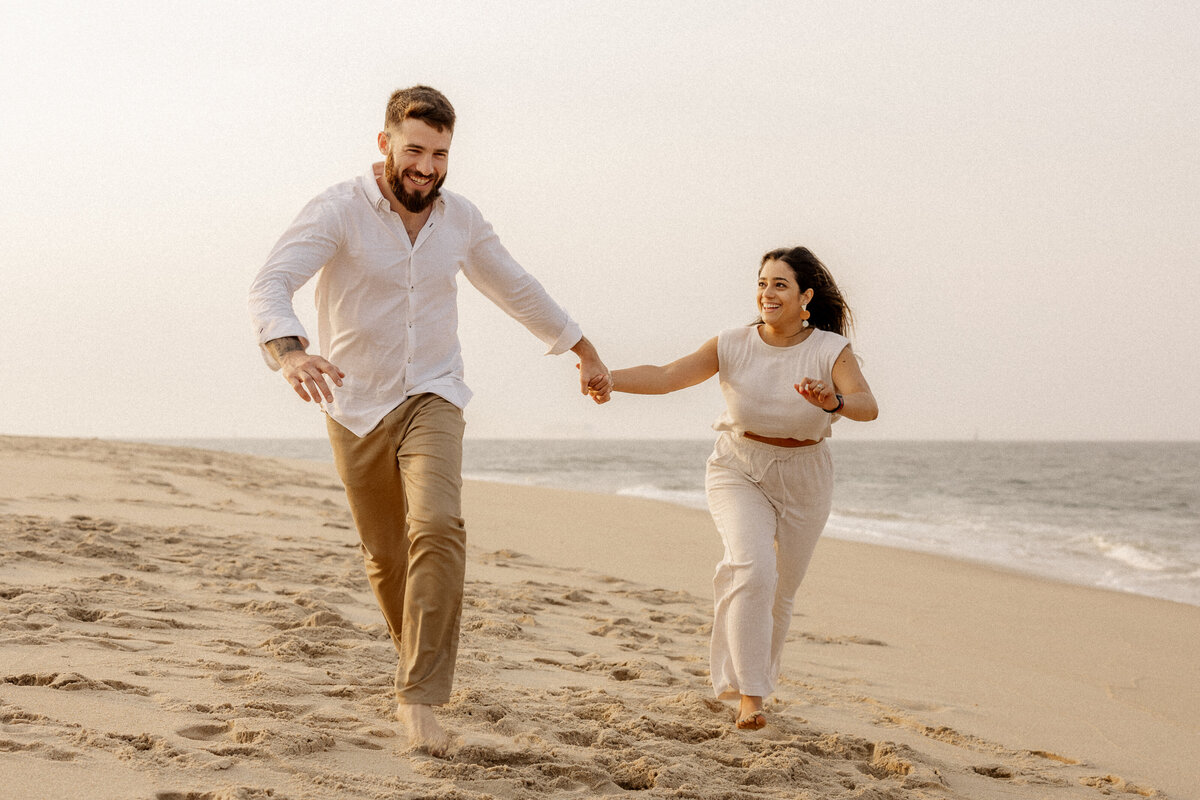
[735,695,767,730]
[395,703,453,757]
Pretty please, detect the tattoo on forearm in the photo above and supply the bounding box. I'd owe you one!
[266,337,304,363]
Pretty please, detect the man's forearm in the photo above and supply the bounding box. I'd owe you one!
[266,336,305,366]
[570,336,599,362]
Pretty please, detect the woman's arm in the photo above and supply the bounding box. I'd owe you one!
[796,344,878,421]
[611,337,719,395]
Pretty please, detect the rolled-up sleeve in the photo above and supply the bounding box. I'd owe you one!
[460,208,582,355]
[248,196,343,369]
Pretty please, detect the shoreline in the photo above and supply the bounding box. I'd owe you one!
[1,436,1196,798]
[125,435,1200,610]
[470,473,1200,609]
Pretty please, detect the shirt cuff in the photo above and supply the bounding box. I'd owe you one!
[544,320,584,356]
[255,320,310,371]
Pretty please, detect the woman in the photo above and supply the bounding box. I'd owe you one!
[607,246,878,730]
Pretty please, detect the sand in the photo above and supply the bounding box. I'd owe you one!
[0,435,1196,799]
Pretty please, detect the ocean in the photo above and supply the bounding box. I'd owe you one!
[152,438,1200,608]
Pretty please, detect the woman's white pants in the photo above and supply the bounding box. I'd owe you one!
[705,432,834,699]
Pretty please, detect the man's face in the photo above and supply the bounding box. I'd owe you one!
[380,118,452,213]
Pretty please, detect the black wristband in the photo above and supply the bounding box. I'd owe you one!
[825,394,844,414]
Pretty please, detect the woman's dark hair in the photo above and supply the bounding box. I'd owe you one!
[758,246,853,337]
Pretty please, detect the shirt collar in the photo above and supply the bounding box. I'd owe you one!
[365,162,389,212]
[365,162,446,214]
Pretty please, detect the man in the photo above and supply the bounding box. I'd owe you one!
[248,86,611,756]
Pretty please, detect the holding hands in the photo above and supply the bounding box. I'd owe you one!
[572,336,612,405]
[795,378,840,412]
[577,362,613,404]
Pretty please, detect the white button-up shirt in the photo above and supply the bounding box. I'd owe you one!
[249,164,583,437]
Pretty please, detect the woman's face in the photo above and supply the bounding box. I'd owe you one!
[757,259,814,329]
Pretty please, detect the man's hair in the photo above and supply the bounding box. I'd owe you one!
[385,86,456,133]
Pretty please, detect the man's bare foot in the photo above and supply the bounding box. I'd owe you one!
[395,703,453,757]
[735,695,767,730]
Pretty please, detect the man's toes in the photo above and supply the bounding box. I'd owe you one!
[413,732,454,758]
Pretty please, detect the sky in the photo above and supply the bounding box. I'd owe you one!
[2,1,1198,442]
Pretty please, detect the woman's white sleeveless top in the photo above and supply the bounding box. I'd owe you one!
[712,325,850,441]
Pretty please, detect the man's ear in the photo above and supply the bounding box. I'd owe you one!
[377,131,389,155]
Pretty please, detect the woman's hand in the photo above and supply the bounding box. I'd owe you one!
[793,345,879,422]
[795,378,839,411]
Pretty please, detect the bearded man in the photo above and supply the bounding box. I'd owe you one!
[248,85,611,756]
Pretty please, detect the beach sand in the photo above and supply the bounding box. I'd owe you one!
[1,435,1195,799]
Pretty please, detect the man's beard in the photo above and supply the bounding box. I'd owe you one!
[385,152,446,213]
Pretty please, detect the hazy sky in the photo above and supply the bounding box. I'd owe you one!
[3,1,1197,441]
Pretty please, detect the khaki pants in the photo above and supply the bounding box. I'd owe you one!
[705,432,834,700]
[326,393,466,705]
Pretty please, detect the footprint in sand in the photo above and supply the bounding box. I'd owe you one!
[586,616,674,649]
[571,657,686,688]
[610,587,697,606]
[2,671,150,695]
[175,723,231,741]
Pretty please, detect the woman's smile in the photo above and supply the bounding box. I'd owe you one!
[757,259,808,329]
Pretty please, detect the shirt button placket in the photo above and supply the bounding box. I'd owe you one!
[406,256,415,367]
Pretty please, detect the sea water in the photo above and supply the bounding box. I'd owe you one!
[153,438,1200,608]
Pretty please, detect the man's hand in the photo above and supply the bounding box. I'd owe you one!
[571,336,612,405]
[576,363,613,403]
[267,337,345,403]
